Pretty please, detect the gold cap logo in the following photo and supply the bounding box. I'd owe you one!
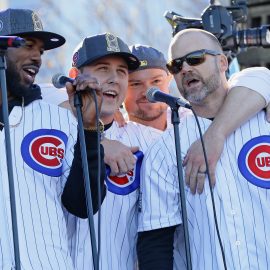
[140,60,148,67]
[32,12,43,31]
[105,33,120,52]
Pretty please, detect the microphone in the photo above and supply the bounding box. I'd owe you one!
[146,87,191,109]
[0,36,25,49]
[52,73,74,88]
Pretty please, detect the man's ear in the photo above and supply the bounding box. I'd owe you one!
[68,67,80,78]
[166,72,173,82]
[219,54,229,72]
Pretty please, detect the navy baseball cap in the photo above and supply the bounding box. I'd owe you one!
[129,44,168,73]
[0,8,65,50]
[72,33,140,71]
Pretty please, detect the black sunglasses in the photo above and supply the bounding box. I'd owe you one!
[166,49,221,74]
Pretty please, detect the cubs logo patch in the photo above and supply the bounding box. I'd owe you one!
[72,52,79,67]
[238,135,270,188]
[106,151,144,195]
[21,129,68,177]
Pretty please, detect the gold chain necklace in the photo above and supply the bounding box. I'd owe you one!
[0,97,25,128]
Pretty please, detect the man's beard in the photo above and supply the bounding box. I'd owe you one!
[6,59,33,100]
[131,104,167,122]
[182,63,221,104]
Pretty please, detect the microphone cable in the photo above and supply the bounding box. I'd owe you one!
[190,107,227,270]
[75,89,102,270]
[91,90,102,266]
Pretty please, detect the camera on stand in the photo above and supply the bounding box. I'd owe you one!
[164,0,270,63]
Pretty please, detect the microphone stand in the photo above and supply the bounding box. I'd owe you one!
[170,105,192,270]
[74,92,98,270]
[0,50,21,269]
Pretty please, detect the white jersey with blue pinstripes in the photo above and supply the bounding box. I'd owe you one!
[0,100,77,269]
[70,121,162,270]
[139,110,270,270]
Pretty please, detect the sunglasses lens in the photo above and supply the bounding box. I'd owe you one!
[166,60,182,74]
[186,52,205,66]
[167,50,209,74]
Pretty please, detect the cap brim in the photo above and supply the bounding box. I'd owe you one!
[117,52,140,71]
[81,52,140,71]
[14,31,65,50]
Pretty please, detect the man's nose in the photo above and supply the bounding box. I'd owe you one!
[107,69,119,84]
[180,60,193,75]
[30,48,42,66]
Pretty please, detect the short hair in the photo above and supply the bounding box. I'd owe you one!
[168,29,223,59]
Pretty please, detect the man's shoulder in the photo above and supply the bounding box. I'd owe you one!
[39,83,68,106]
[31,99,77,126]
[105,121,162,150]
[125,121,163,135]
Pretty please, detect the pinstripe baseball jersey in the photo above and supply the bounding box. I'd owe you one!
[70,121,162,270]
[138,110,270,270]
[0,100,78,269]
[40,83,69,106]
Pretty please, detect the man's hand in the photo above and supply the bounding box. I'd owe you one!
[101,138,139,176]
[66,74,103,128]
[183,132,225,194]
[114,109,127,127]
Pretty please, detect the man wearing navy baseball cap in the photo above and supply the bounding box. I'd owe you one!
[124,44,172,131]
[70,33,140,125]
[64,33,170,270]
[0,8,106,270]
[0,8,65,104]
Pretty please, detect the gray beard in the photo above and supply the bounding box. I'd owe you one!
[184,70,221,104]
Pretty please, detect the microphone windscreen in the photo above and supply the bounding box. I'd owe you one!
[146,87,158,103]
[52,73,65,89]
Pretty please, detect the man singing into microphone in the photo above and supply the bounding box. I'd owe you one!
[62,33,184,270]
[137,29,270,270]
[0,8,105,269]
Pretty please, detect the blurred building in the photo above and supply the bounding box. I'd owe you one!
[237,0,270,68]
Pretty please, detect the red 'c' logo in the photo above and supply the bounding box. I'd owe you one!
[247,145,270,179]
[31,136,65,167]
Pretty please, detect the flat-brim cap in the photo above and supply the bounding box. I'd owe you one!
[72,33,140,71]
[0,8,65,50]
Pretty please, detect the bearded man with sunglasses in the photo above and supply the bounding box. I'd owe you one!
[137,28,270,270]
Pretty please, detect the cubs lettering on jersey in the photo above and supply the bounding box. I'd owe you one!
[238,135,270,188]
[21,129,67,177]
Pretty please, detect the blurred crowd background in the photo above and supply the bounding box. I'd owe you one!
[1,0,270,84]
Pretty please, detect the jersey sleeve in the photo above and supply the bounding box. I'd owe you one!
[138,129,182,232]
[229,67,270,106]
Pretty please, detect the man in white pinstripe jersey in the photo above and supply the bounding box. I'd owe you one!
[0,8,105,269]
[138,28,270,270]
[64,33,172,270]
